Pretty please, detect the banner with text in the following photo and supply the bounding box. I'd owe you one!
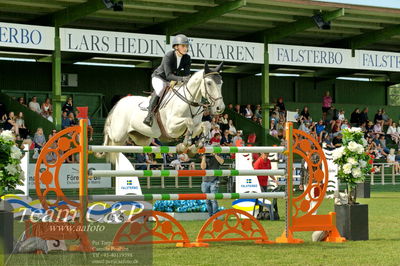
[0,22,54,50]
[28,163,112,189]
[60,28,264,64]
[269,43,400,72]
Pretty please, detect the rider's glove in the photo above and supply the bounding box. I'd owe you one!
[181,76,191,83]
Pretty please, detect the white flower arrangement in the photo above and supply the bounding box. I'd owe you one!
[0,130,24,196]
[333,128,373,204]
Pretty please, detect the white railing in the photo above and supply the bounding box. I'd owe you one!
[369,162,400,185]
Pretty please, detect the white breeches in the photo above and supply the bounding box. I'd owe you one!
[152,77,168,96]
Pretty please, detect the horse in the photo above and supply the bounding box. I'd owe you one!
[97,62,225,162]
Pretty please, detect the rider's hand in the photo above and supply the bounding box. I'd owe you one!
[181,76,190,83]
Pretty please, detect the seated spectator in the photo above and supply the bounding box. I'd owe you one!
[41,98,53,122]
[16,112,28,139]
[232,130,243,146]
[234,104,241,115]
[338,109,345,121]
[17,97,27,107]
[322,135,335,150]
[0,103,5,122]
[145,153,158,170]
[227,103,233,110]
[373,122,384,136]
[300,106,312,123]
[381,109,392,126]
[68,112,77,126]
[254,104,262,119]
[251,115,258,123]
[28,96,41,114]
[366,121,374,134]
[3,112,19,136]
[220,130,232,146]
[387,149,400,174]
[374,109,384,127]
[379,135,390,154]
[46,142,58,163]
[298,121,310,134]
[270,111,279,129]
[61,111,71,129]
[33,127,46,151]
[387,122,399,144]
[210,133,222,145]
[331,120,342,137]
[210,124,221,139]
[243,104,253,119]
[135,153,147,170]
[316,120,327,142]
[228,119,236,136]
[219,113,229,132]
[332,133,343,147]
[350,108,361,126]
[309,121,317,139]
[341,120,351,131]
[202,108,212,122]
[62,97,74,115]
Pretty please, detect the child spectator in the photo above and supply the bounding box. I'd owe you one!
[33,128,46,151]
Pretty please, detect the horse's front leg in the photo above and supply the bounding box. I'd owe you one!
[176,118,194,154]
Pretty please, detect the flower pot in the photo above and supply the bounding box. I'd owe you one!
[0,210,14,255]
[335,204,368,241]
[356,182,370,198]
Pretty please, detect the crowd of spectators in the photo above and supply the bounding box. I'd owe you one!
[0,96,95,163]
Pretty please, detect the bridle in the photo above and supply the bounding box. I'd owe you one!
[169,71,223,117]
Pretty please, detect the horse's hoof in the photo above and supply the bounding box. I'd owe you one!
[176,143,186,154]
[187,145,197,158]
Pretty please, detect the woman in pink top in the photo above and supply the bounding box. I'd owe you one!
[322,91,332,121]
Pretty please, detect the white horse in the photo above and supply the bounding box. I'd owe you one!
[98,62,225,162]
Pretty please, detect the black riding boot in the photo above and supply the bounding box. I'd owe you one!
[143,94,160,126]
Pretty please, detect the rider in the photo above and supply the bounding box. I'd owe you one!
[143,34,192,127]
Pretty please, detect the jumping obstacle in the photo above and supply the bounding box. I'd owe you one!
[29,120,344,252]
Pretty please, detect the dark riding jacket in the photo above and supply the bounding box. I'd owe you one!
[152,50,191,82]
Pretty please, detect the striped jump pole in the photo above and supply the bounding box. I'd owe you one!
[89,192,286,202]
[89,145,285,154]
[90,169,285,178]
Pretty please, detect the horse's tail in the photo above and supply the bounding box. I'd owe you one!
[95,105,118,164]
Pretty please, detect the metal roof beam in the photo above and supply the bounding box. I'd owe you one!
[32,0,106,26]
[264,8,345,43]
[350,24,400,50]
[142,0,246,39]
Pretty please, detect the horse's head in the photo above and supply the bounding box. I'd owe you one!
[202,61,225,115]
